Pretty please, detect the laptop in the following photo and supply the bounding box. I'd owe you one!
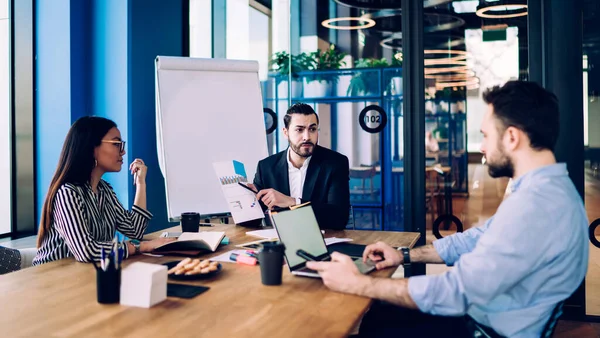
[269,204,376,278]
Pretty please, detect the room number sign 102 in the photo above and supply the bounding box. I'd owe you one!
[358,105,387,134]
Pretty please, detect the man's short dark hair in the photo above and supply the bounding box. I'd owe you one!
[483,80,560,151]
[283,103,319,129]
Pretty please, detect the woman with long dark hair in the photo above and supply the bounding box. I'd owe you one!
[33,116,172,265]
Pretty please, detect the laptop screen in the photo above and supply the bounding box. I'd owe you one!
[271,205,328,269]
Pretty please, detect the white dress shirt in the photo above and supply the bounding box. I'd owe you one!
[287,147,312,205]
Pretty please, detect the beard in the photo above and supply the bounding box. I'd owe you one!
[486,144,514,178]
[289,140,315,158]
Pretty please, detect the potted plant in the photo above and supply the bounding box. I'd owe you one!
[425,89,435,114]
[434,88,452,114]
[304,44,347,98]
[270,51,312,98]
[389,53,403,96]
[346,58,390,96]
[450,87,466,114]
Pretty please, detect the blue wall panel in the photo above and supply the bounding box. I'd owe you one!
[128,0,184,232]
[35,0,72,216]
[35,0,184,232]
[91,0,130,205]
[70,0,91,121]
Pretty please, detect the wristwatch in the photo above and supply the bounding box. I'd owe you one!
[400,247,411,267]
[132,241,141,255]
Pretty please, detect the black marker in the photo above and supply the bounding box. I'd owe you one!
[238,182,258,194]
[296,249,321,262]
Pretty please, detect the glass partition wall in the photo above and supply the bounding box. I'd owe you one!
[190,0,596,319]
[0,0,11,236]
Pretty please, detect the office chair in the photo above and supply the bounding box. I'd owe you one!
[0,246,22,274]
[0,246,37,274]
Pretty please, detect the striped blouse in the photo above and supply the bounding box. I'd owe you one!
[33,180,152,265]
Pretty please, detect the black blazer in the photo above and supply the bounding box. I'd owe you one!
[253,145,350,230]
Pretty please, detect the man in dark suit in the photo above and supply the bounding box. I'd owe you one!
[250,103,350,230]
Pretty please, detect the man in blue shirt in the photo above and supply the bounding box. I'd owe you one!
[307,81,589,337]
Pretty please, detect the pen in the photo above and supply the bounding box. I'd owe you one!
[118,242,124,269]
[112,237,119,270]
[101,248,106,271]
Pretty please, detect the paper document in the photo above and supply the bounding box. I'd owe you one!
[324,237,354,246]
[246,229,279,240]
[213,161,264,224]
[247,229,352,246]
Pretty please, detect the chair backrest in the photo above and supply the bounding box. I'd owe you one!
[467,301,565,338]
[425,170,440,194]
[349,167,376,179]
[349,167,377,198]
[540,301,564,338]
[18,248,38,269]
[347,205,356,230]
[0,246,22,274]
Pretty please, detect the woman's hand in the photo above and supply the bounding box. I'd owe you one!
[130,158,147,186]
[139,238,176,253]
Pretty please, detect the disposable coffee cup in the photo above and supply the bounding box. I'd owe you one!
[258,241,285,286]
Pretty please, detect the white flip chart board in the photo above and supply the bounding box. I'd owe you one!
[155,56,268,220]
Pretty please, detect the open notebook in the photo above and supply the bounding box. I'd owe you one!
[151,231,226,256]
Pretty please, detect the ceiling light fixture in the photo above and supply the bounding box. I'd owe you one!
[425,70,476,80]
[371,12,465,39]
[425,49,469,56]
[476,4,528,19]
[333,0,452,10]
[425,65,471,75]
[425,59,468,66]
[424,49,470,64]
[321,17,376,30]
[436,77,480,89]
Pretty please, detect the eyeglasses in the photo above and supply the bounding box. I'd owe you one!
[102,140,126,153]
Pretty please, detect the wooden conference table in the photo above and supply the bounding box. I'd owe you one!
[0,224,420,338]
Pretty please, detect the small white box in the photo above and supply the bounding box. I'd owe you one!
[120,262,167,308]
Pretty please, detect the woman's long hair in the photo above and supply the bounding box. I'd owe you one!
[37,116,117,247]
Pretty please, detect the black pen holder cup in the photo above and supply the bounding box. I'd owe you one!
[96,266,121,304]
[181,212,201,233]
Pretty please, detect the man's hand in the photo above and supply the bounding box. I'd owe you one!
[256,188,296,209]
[362,241,403,270]
[308,251,419,309]
[245,183,259,193]
[305,252,368,295]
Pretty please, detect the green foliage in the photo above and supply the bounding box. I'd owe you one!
[271,45,347,83]
[306,44,347,84]
[435,88,452,100]
[311,44,347,70]
[347,58,390,96]
[269,51,313,79]
[391,53,403,66]
[450,87,466,100]
[355,58,389,68]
